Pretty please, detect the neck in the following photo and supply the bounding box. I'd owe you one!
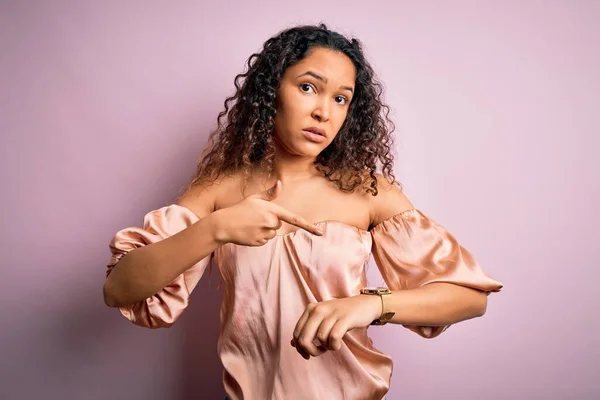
[268,142,320,183]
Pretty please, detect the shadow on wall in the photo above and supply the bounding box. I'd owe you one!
[79,266,225,399]
[0,260,224,400]
[96,236,225,399]
[180,262,224,399]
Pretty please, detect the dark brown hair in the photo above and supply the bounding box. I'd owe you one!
[187,23,398,195]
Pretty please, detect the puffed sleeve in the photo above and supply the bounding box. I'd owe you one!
[370,209,503,339]
[106,204,212,329]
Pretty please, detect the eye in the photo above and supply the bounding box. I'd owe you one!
[300,83,316,93]
[335,95,348,105]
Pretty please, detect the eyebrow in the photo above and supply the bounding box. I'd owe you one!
[296,71,354,94]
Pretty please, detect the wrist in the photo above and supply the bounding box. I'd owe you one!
[360,294,383,321]
[359,287,395,325]
[206,210,229,245]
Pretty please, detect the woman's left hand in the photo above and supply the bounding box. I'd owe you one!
[291,295,382,359]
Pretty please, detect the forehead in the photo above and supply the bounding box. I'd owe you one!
[285,47,356,84]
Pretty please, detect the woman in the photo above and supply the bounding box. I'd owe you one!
[103,24,503,400]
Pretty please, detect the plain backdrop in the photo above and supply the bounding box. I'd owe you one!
[1,1,598,399]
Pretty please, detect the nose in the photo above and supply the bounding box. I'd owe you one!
[311,98,330,122]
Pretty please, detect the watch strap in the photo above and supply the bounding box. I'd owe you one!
[360,287,395,325]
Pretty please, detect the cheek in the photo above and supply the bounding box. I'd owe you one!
[276,92,308,126]
[285,91,311,114]
[274,103,296,140]
[333,108,349,129]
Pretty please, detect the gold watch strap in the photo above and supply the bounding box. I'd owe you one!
[360,287,395,325]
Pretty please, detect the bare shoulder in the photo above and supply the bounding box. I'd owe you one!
[176,171,242,219]
[368,174,415,227]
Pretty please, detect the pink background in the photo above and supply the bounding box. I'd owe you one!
[1,1,598,399]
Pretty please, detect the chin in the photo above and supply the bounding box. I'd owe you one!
[276,135,325,158]
[293,141,327,158]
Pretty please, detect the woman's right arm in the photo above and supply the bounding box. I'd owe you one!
[102,180,223,328]
[103,179,322,328]
[103,210,221,308]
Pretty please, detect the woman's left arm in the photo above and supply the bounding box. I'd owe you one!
[363,178,503,337]
[291,177,503,359]
[371,281,489,326]
[364,178,494,328]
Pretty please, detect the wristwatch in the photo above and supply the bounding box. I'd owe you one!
[360,287,395,325]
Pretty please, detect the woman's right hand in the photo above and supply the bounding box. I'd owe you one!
[211,180,324,246]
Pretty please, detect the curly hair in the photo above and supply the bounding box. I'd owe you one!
[186,23,398,196]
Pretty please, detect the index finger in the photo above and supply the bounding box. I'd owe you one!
[272,206,324,236]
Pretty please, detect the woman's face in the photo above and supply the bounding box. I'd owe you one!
[273,47,356,158]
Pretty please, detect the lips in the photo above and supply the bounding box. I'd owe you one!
[302,127,327,144]
[303,127,326,137]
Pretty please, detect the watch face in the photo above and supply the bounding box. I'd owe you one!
[360,287,391,295]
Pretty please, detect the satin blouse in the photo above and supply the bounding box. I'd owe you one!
[106,205,502,400]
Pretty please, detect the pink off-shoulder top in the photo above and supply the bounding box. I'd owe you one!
[106,205,502,400]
